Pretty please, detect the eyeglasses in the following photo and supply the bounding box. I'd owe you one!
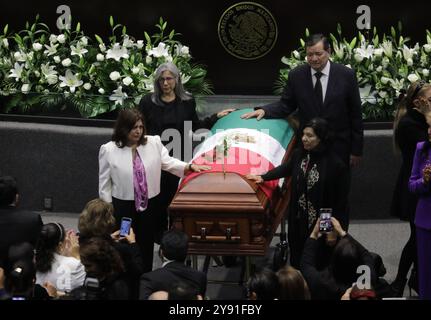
[411,80,426,99]
[158,76,175,83]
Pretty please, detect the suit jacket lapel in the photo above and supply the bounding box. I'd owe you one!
[323,62,336,109]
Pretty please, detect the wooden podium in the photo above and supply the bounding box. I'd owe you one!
[169,171,290,257]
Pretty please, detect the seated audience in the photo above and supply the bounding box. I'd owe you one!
[78,198,144,298]
[277,265,310,300]
[35,223,85,293]
[247,267,279,300]
[139,229,207,299]
[73,237,129,300]
[301,217,378,300]
[0,176,42,265]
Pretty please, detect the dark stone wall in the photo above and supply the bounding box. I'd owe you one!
[0,116,400,219]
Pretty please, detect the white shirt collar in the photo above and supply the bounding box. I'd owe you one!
[311,61,331,77]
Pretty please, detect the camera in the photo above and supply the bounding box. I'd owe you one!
[319,208,333,233]
[119,217,132,237]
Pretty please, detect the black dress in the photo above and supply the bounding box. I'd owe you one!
[261,145,349,268]
[139,94,218,240]
[390,108,428,220]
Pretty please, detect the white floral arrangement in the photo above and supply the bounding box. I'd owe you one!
[0,16,213,117]
[275,24,431,120]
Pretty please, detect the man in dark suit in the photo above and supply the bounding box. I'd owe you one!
[139,229,207,300]
[242,33,363,167]
[0,176,42,266]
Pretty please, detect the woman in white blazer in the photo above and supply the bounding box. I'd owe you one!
[99,108,209,272]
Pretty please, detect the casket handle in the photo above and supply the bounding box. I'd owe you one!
[226,227,232,240]
[200,227,206,240]
[191,235,241,242]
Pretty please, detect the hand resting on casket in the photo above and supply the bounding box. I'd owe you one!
[245,174,264,184]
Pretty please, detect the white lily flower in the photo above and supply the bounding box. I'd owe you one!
[407,58,413,66]
[79,37,88,46]
[376,66,382,72]
[49,34,58,43]
[382,57,390,68]
[402,45,415,62]
[166,55,173,62]
[62,58,72,67]
[407,73,419,83]
[136,40,144,49]
[99,43,106,52]
[122,76,133,86]
[378,91,387,98]
[148,42,169,58]
[44,43,59,56]
[21,83,31,94]
[41,63,58,85]
[14,51,27,62]
[389,78,405,92]
[373,48,383,57]
[354,53,364,63]
[122,36,134,48]
[59,69,83,93]
[96,53,105,61]
[359,85,377,105]
[53,56,61,63]
[381,76,391,85]
[8,62,24,81]
[145,56,152,64]
[381,41,393,58]
[109,71,121,81]
[354,45,374,60]
[180,46,190,56]
[98,88,105,94]
[132,66,140,74]
[27,52,34,61]
[2,38,9,48]
[143,78,154,92]
[71,43,88,58]
[424,44,431,53]
[333,43,345,60]
[422,69,429,77]
[83,83,91,90]
[57,34,66,44]
[292,50,301,59]
[109,86,128,106]
[106,43,129,61]
[32,43,43,51]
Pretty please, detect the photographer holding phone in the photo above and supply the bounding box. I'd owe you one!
[246,118,349,268]
[99,108,210,273]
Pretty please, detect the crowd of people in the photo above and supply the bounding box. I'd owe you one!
[1,33,431,300]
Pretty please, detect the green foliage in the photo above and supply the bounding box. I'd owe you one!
[0,16,213,118]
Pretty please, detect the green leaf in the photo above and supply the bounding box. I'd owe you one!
[144,32,151,44]
[109,16,114,28]
[337,23,342,36]
[168,29,175,40]
[3,24,8,35]
[122,25,127,35]
[76,22,81,33]
[305,28,309,37]
[162,21,167,30]
[300,38,305,47]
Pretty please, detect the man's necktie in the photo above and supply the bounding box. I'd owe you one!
[314,71,323,110]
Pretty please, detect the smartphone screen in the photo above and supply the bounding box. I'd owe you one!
[119,218,132,237]
[319,209,333,233]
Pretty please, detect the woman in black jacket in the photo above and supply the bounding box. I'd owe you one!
[246,117,349,268]
[390,80,431,296]
[139,62,234,241]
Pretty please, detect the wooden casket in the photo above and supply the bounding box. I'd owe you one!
[169,108,296,256]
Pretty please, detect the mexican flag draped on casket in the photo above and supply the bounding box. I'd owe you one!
[179,108,294,199]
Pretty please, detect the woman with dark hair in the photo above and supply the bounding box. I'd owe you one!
[408,121,431,300]
[99,108,209,272]
[78,198,144,298]
[247,267,279,300]
[35,223,85,293]
[390,80,431,296]
[246,117,349,267]
[301,217,368,300]
[139,62,234,241]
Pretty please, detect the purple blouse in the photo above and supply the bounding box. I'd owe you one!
[408,141,431,229]
[133,152,148,212]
